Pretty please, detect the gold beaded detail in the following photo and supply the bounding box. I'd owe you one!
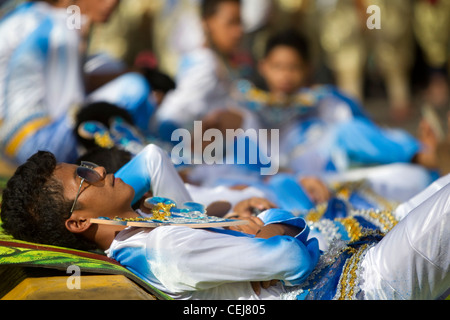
[334,243,372,300]
[351,209,398,234]
[150,202,175,221]
[305,203,327,223]
[336,217,362,242]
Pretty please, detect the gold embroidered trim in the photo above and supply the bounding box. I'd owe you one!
[334,244,371,300]
[336,217,362,242]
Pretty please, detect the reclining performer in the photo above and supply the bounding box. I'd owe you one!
[0,0,155,165]
[1,147,449,300]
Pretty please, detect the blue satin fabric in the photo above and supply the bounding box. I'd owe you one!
[116,149,152,205]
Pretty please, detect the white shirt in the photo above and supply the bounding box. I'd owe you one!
[106,209,320,300]
[155,47,234,129]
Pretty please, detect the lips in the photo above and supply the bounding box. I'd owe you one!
[114,177,122,186]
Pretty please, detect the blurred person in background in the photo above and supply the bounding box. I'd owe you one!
[154,0,261,142]
[317,0,415,122]
[150,0,272,78]
[218,29,434,205]
[0,0,156,165]
[0,0,23,18]
[413,0,450,109]
[86,0,158,69]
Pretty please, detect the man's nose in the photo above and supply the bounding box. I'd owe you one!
[94,166,107,180]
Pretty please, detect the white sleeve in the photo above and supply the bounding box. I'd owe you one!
[145,226,319,294]
[143,144,192,204]
[116,144,193,206]
[361,176,450,300]
[155,49,223,127]
[394,173,450,221]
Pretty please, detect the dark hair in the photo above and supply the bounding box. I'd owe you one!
[0,151,96,251]
[201,0,241,19]
[77,147,132,174]
[142,68,176,94]
[75,101,135,150]
[264,29,310,62]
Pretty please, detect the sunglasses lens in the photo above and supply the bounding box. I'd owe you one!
[77,166,102,184]
[81,161,98,168]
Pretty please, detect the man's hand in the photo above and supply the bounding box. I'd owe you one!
[299,177,331,204]
[137,191,154,213]
[227,216,264,235]
[231,197,277,218]
[251,280,279,296]
[254,223,301,239]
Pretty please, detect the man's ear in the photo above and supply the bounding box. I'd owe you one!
[65,214,92,234]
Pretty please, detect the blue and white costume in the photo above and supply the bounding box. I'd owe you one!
[165,82,432,213]
[359,173,450,300]
[167,82,432,212]
[0,2,154,165]
[297,173,450,300]
[183,161,433,216]
[236,82,423,175]
[107,173,450,300]
[115,144,432,227]
[106,209,320,300]
[111,144,449,300]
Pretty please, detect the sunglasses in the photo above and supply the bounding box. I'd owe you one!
[69,161,103,215]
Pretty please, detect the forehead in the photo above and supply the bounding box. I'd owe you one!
[54,163,77,179]
[53,163,79,193]
[266,46,303,62]
[212,2,241,18]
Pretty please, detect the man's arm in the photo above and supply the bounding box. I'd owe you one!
[139,212,320,294]
[229,199,307,240]
[251,222,305,295]
[116,144,193,206]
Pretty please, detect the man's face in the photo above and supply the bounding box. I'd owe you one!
[259,46,308,96]
[54,163,135,220]
[204,2,243,56]
[76,0,120,24]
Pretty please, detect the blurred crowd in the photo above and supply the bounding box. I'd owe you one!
[59,0,450,116]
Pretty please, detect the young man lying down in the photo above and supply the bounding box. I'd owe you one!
[1,150,449,300]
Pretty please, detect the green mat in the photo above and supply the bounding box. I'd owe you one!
[0,225,171,300]
[0,223,171,300]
